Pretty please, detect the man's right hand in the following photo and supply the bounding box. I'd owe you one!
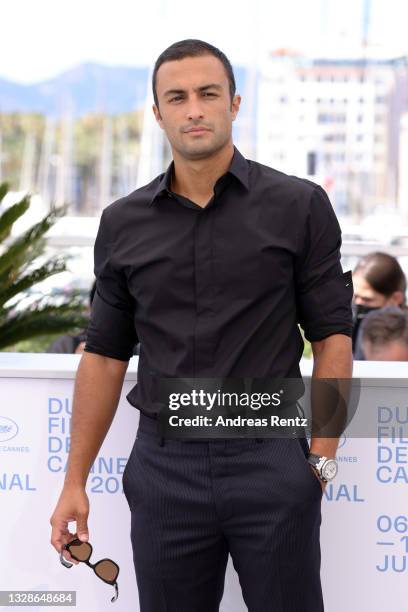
[50,485,90,565]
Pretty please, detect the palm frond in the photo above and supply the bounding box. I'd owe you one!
[0,256,68,307]
[0,305,89,350]
[0,202,68,276]
[0,184,89,350]
[0,194,31,243]
[0,182,9,205]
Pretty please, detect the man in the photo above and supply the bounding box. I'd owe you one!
[50,39,353,611]
[360,306,408,361]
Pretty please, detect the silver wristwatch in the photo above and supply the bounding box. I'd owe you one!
[307,453,338,482]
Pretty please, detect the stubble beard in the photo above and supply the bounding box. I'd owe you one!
[172,128,231,162]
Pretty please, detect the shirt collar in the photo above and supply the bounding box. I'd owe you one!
[148,145,249,206]
[227,146,250,191]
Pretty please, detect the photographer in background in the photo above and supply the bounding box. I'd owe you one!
[46,281,97,355]
[360,306,408,361]
[352,252,407,359]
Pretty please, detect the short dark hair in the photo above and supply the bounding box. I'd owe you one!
[361,306,408,349]
[354,251,407,304]
[152,39,236,107]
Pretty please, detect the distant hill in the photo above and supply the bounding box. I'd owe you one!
[0,62,247,116]
[0,63,149,116]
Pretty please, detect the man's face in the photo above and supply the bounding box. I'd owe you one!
[352,273,389,308]
[153,54,241,160]
[362,339,408,361]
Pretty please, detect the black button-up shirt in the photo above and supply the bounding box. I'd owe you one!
[84,146,353,416]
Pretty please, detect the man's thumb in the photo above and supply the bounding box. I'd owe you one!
[77,522,89,542]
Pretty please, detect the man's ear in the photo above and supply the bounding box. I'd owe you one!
[152,103,164,128]
[389,290,405,306]
[231,94,241,121]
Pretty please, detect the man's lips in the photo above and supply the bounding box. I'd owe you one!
[184,127,211,133]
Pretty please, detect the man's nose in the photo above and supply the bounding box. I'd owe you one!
[186,95,204,120]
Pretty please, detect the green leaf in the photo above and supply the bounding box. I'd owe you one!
[0,194,31,242]
[0,257,67,307]
[0,182,9,205]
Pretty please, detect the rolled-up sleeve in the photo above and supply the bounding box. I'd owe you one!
[84,209,138,361]
[294,185,354,342]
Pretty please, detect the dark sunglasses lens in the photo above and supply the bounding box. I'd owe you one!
[69,541,92,562]
[94,560,119,582]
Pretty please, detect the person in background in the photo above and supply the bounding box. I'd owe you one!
[352,252,407,359]
[46,281,97,354]
[360,306,408,361]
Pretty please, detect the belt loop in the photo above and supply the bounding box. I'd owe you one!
[158,436,165,447]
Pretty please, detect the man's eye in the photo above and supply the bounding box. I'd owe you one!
[203,92,216,97]
[169,96,183,102]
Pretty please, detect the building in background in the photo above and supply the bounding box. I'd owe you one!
[256,49,408,221]
[398,112,408,218]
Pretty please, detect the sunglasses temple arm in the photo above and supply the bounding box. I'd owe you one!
[111,582,119,603]
[59,548,73,568]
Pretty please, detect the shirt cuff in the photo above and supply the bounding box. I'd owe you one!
[83,289,137,361]
[297,270,354,342]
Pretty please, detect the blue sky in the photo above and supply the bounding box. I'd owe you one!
[1,0,407,83]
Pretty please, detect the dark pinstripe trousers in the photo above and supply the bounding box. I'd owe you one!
[122,413,324,612]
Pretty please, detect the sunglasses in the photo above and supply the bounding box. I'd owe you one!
[60,538,120,603]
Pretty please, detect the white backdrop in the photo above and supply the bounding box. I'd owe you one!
[0,354,407,611]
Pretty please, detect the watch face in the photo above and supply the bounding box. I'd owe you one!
[322,459,338,481]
